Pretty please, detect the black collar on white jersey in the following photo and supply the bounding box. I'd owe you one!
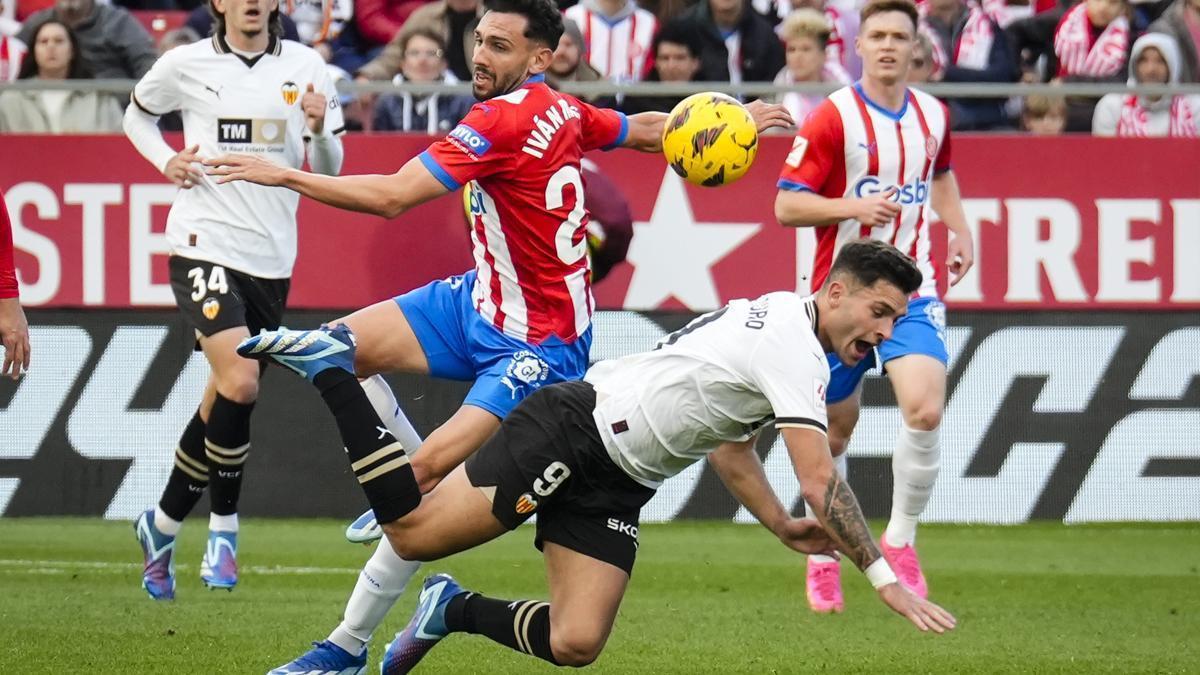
[802,296,820,334]
[212,32,282,68]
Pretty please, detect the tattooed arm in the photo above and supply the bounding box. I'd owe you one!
[781,427,958,633]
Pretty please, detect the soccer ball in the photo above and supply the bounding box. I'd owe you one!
[661,93,758,187]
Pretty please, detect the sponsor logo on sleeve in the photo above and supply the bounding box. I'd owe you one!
[447,124,493,159]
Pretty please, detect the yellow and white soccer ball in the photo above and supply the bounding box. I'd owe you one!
[661,92,758,187]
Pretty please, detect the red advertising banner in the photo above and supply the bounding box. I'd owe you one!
[2,134,1197,310]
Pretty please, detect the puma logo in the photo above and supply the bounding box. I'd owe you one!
[204,84,223,99]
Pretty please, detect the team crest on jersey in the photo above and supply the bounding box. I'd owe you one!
[925,136,938,160]
[281,81,299,105]
[202,297,220,320]
[515,492,538,514]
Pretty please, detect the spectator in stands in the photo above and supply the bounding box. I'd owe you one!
[355,0,429,53]
[1149,0,1199,82]
[358,0,482,82]
[17,0,157,78]
[0,0,26,82]
[159,25,198,51]
[563,0,657,81]
[1021,92,1068,132]
[923,0,1019,130]
[1007,0,1068,82]
[1093,32,1200,134]
[761,0,855,81]
[0,18,123,131]
[620,20,702,113]
[372,28,473,132]
[1054,0,1132,129]
[285,0,353,60]
[666,0,785,82]
[773,9,841,124]
[546,18,615,105]
[907,29,935,82]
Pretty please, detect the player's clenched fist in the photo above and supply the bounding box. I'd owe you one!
[851,186,902,227]
[164,144,204,189]
[301,83,327,134]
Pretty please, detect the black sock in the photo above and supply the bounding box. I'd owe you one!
[157,410,208,522]
[205,393,255,518]
[444,593,558,665]
[314,368,420,522]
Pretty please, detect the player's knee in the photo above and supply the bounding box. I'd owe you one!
[409,454,443,494]
[550,631,604,667]
[828,432,850,458]
[904,405,942,432]
[216,372,258,404]
[382,519,433,562]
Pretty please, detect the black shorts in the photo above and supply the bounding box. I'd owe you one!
[465,381,656,576]
[168,255,290,342]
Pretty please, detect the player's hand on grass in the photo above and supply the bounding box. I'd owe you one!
[205,154,289,186]
[165,144,205,189]
[772,517,839,557]
[0,297,30,380]
[301,83,328,135]
[745,100,795,133]
[946,228,975,286]
[852,186,902,227]
[877,582,957,634]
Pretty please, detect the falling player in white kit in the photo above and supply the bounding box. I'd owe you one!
[123,0,345,600]
[243,239,956,673]
[774,0,975,613]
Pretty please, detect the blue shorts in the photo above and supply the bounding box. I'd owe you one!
[826,296,949,404]
[395,271,592,419]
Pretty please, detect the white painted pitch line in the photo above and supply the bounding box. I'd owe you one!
[0,559,362,575]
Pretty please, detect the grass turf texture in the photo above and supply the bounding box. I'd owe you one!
[0,519,1196,674]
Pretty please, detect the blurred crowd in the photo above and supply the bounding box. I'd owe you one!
[1,0,1198,135]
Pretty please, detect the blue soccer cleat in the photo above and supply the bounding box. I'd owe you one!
[135,509,176,601]
[267,640,366,675]
[381,574,466,674]
[237,325,357,381]
[201,529,238,590]
[345,509,384,544]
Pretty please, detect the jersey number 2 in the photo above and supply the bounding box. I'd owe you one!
[545,166,586,265]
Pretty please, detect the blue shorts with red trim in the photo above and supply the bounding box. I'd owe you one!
[395,270,592,419]
[826,296,949,404]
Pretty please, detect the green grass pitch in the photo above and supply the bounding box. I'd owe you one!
[0,519,1197,673]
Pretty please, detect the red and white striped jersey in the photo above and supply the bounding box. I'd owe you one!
[419,75,628,345]
[564,3,657,81]
[777,84,952,298]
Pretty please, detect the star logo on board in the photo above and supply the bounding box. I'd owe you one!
[623,169,759,310]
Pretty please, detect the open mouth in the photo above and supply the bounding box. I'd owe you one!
[473,70,492,86]
[245,7,262,17]
[852,339,874,360]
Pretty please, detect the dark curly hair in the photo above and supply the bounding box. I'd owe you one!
[484,0,564,50]
[828,239,923,295]
[18,19,92,80]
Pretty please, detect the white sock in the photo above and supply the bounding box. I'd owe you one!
[209,512,238,533]
[327,538,422,654]
[360,374,423,453]
[884,424,940,548]
[152,506,182,537]
[806,453,848,565]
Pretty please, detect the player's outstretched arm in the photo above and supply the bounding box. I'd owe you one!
[621,101,794,153]
[781,427,957,633]
[203,154,450,218]
[775,186,901,228]
[708,439,837,556]
[930,171,975,286]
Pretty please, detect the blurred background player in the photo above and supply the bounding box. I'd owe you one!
[205,0,792,670]
[0,187,30,380]
[774,0,975,614]
[122,0,345,600]
[243,241,956,673]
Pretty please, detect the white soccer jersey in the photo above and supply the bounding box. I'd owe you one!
[586,292,830,488]
[564,4,657,82]
[777,84,952,298]
[132,35,345,279]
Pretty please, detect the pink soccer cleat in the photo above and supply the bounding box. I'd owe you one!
[880,536,929,599]
[805,559,844,613]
